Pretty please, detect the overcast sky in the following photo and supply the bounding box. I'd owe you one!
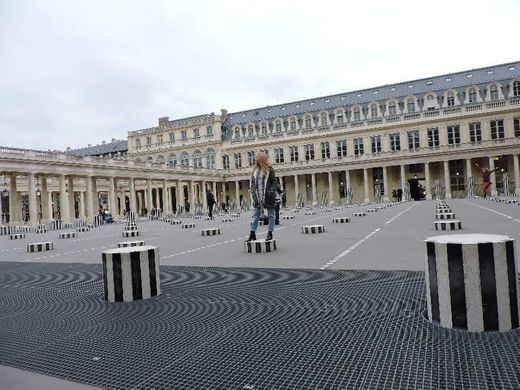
[0,0,519,151]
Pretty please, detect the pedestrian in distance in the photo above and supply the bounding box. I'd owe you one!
[246,151,278,242]
[274,177,283,225]
[184,199,191,213]
[475,162,497,198]
[206,189,215,219]
[397,188,403,202]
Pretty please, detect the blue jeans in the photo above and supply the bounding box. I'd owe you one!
[251,207,275,232]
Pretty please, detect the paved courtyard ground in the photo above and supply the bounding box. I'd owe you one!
[1,198,520,389]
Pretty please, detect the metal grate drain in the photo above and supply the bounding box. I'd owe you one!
[0,262,520,389]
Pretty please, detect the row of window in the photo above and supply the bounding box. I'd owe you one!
[222,119,520,169]
[134,126,214,148]
[139,148,216,168]
[230,82,520,139]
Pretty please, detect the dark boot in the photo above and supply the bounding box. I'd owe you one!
[266,231,273,241]
[246,231,256,242]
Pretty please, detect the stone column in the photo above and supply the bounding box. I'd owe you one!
[400,165,406,193]
[363,168,370,203]
[79,191,85,218]
[40,176,50,222]
[345,170,351,189]
[67,176,75,220]
[444,160,452,199]
[202,181,207,209]
[28,173,38,227]
[162,180,169,213]
[233,181,239,204]
[86,175,94,220]
[129,178,137,212]
[328,172,334,205]
[222,182,227,204]
[146,179,153,211]
[311,173,317,206]
[425,162,432,200]
[294,175,299,206]
[92,177,99,214]
[175,180,181,212]
[489,157,498,196]
[59,175,70,222]
[212,182,217,204]
[155,185,161,209]
[466,159,473,179]
[190,181,196,206]
[513,154,520,195]
[48,190,54,220]
[109,177,117,216]
[9,174,19,224]
[382,166,389,202]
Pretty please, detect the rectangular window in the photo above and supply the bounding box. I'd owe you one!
[389,133,401,152]
[305,144,315,160]
[371,135,381,154]
[407,130,420,150]
[354,138,364,156]
[193,128,200,138]
[181,130,187,141]
[146,136,152,146]
[234,153,242,169]
[135,138,141,148]
[247,151,255,166]
[206,126,213,136]
[336,113,344,123]
[469,122,481,143]
[336,139,347,157]
[157,134,163,143]
[290,145,299,162]
[490,119,505,140]
[321,141,330,159]
[222,155,230,170]
[169,133,175,142]
[514,118,520,138]
[447,125,461,145]
[427,128,439,148]
[275,147,284,164]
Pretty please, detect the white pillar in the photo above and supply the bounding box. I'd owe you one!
[48,191,54,220]
[363,168,370,203]
[514,154,520,195]
[345,170,351,189]
[129,178,137,212]
[294,175,299,206]
[40,176,50,222]
[67,177,75,220]
[400,165,406,193]
[382,166,389,202]
[444,160,452,199]
[175,180,181,212]
[222,181,227,204]
[466,159,473,179]
[109,177,117,216]
[147,179,153,210]
[86,176,94,220]
[9,173,19,224]
[489,157,498,196]
[28,173,38,227]
[155,185,160,209]
[235,181,240,204]
[59,175,70,221]
[425,162,432,200]
[162,180,169,213]
[328,172,334,205]
[202,181,207,209]
[311,173,317,206]
[79,191,85,218]
[212,182,217,204]
[190,181,196,206]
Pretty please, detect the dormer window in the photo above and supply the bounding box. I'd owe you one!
[320,112,327,126]
[290,118,297,130]
[275,120,282,133]
[490,85,499,101]
[336,111,344,123]
[513,81,520,97]
[234,127,240,139]
[468,88,477,103]
[388,102,397,116]
[353,107,361,121]
[261,123,267,135]
[248,125,254,138]
[181,130,187,141]
[305,115,312,128]
[370,104,378,118]
[193,128,200,138]
[426,95,435,110]
[447,92,455,107]
[407,98,415,113]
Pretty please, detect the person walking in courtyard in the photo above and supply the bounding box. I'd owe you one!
[475,162,497,198]
[396,188,403,202]
[246,151,278,242]
[206,189,215,219]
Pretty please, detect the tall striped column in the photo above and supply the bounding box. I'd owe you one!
[424,234,519,332]
[102,245,160,302]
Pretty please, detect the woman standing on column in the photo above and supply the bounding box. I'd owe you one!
[475,162,496,198]
[246,151,278,242]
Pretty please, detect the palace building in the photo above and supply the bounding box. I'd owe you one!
[1,61,520,226]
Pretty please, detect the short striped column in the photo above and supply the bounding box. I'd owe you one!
[51,220,63,230]
[435,213,456,220]
[76,227,90,232]
[63,223,74,229]
[123,230,140,238]
[87,224,94,229]
[0,226,10,235]
[231,213,240,218]
[424,234,519,332]
[302,225,325,234]
[59,232,77,239]
[35,228,47,234]
[101,245,160,302]
[333,217,351,223]
[305,211,316,215]
[245,239,277,253]
[434,220,462,231]
[352,212,366,217]
[182,223,195,229]
[202,228,220,236]
[124,222,139,231]
[118,240,145,248]
[366,208,378,213]
[27,242,53,252]
[9,233,25,240]
[282,215,295,220]
[170,219,182,225]
[221,218,233,222]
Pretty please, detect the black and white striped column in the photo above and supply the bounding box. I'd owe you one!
[424,234,519,332]
[245,239,277,253]
[59,232,77,239]
[27,242,54,252]
[102,245,160,302]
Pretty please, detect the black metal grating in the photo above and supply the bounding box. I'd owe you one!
[1,262,520,389]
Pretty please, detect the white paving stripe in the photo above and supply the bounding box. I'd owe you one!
[320,203,416,270]
[462,200,520,223]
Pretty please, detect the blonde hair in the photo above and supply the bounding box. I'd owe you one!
[254,151,269,177]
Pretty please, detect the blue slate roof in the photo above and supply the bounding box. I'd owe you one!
[68,139,128,156]
[222,61,520,136]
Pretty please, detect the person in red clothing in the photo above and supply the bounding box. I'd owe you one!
[475,162,497,198]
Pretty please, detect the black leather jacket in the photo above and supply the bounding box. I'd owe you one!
[250,167,278,209]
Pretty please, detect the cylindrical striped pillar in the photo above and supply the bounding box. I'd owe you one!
[102,245,161,302]
[424,234,519,332]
